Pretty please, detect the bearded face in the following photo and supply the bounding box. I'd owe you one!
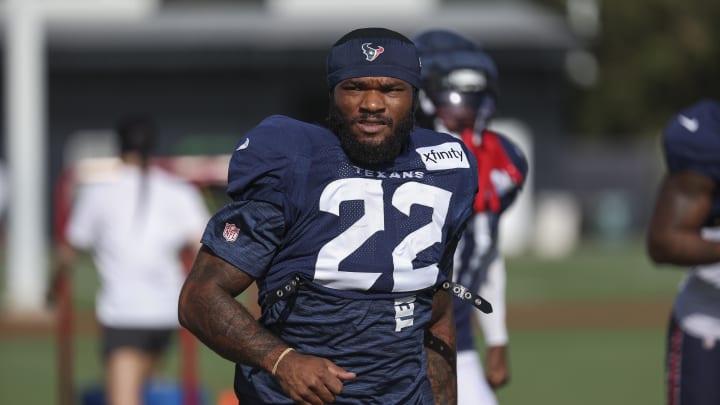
[326,78,417,168]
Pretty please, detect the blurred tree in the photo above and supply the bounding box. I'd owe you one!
[534,0,720,139]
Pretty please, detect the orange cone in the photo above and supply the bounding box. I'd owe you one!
[217,388,237,405]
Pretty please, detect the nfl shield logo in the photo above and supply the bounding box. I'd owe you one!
[223,223,240,242]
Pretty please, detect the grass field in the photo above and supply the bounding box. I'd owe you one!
[0,236,683,405]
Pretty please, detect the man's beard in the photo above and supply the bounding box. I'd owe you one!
[326,102,415,168]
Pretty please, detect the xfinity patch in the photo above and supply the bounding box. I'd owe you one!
[416,142,470,170]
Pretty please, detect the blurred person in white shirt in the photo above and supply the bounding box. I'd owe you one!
[49,115,210,405]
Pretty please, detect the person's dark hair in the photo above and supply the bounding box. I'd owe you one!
[114,114,157,224]
[115,115,157,166]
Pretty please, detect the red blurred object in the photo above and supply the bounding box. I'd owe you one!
[180,248,201,405]
[56,269,74,405]
[54,166,76,405]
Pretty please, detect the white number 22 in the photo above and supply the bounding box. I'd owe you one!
[314,178,452,292]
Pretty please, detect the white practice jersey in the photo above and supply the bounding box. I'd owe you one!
[67,164,209,328]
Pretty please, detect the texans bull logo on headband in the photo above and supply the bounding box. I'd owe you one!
[361,42,385,61]
[325,29,422,89]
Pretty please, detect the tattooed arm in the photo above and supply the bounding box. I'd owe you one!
[178,245,284,369]
[647,171,720,266]
[425,287,457,405]
[178,245,355,405]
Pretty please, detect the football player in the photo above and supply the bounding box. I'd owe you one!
[179,27,481,405]
[414,29,529,405]
[647,99,720,405]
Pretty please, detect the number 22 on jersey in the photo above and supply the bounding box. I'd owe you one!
[314,178,452,292]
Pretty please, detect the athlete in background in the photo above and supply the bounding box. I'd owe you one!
[414,29,528,405]
[178,27,481,405]
[49,116,210,405]
[647,99,720,405]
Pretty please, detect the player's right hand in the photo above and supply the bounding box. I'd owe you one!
[273,351,356,405]
[485,345,510,389]
[45,271,63,308]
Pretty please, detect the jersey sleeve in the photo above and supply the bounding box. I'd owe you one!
[201,200,285,278]
[226,115,295,207]
[499,134,529,184]
[496,133,529,212]
[202,116,296,278]
[663,99,720,182]
[476,255,508,346]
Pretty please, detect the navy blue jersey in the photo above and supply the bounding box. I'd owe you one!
[663,99,720,226]
[453,130,528,351]
[201,115,477,404]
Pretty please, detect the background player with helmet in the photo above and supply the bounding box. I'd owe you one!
[647,99,720,405]
[178,27,481,405]
[414,29,529,405]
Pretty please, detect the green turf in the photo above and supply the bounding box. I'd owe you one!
[0,336,59,405]
[505,237,683,304]
[0,335,234,405]
[0,328,668,405]
[495,328,666,405]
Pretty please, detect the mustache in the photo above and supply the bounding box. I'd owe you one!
[350,113,393,126]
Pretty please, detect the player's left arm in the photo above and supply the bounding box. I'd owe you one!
[477,255,510,389]
[47,185,97,306]
[647,104,720,266]
[647,171,719,265]
[479,133,526,389]
[426,285,457,405]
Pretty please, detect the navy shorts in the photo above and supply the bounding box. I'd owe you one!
[666,315,720,405]
[101,326,175,359]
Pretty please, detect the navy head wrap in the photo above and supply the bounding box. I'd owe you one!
[326,27,422,90]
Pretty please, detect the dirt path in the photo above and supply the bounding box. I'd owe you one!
[507,299,673,330]
[0,299,674,338]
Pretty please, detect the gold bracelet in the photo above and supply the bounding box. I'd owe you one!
[271,347,295,376]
